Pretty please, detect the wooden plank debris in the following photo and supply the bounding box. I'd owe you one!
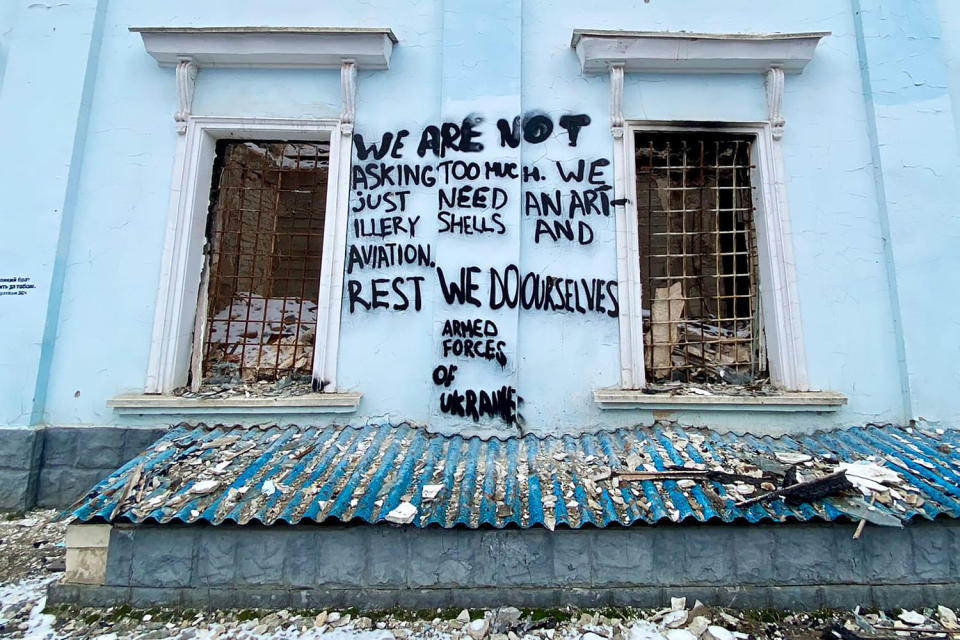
[735,471,853,508]
[646,282,684,378]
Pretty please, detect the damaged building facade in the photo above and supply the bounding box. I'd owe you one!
[2,0,960,610]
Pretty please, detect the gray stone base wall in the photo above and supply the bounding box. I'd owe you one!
[50,519,960,611]
[0,426,168,511]
[0,428,43,512]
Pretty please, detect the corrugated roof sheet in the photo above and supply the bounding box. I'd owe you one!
[66,423,960,529]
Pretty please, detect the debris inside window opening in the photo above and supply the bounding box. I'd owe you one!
[192,140,329,391]
[635,131,768,387]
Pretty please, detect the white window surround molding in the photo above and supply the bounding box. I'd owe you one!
[571,30,829,75]
[108,392,363,417]
[140,116,360,411]
[130,27,396,69]
[124,27,397,415]
[129,27,394,134]
[593,390,847,412]
[128,26,397,411]
[576,29,836,408]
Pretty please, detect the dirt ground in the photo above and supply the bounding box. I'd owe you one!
[0,510,955,640]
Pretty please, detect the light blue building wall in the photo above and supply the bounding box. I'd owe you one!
[1,0,958,440]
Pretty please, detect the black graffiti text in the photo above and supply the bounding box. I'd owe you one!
[534,219,594,245]
[440,385,518,424]
[436,266,482,307]
[416,118,484,157]
[524,187,613,218]
[346,242,433,274]
[352,163,436,190]
[554,159,610,185]
[488,265,619,317]
[351,190,410,214]
[347,276,425,312]
[496,113,592,148]
[353,215,421,239]
[441,318,507,367]
[437,211,506,235]
[438,185,509,210]
[354,130,409,160]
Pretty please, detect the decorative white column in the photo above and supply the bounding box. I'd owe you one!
[174,57,197,135]
[762,64,808,390]
[765,66,785,141]
[311,59,358,392]
[609,63,646,389]
[339,59,357,135]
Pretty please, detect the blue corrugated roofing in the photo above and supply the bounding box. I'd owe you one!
[66,423,960,529]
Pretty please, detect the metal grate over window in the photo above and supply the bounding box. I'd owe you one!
[195,140,329,386]
[635,131,767,385]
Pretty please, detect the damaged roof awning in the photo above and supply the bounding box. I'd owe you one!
[66,422,960,530]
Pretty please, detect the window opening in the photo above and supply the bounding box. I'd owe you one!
[635,131,767,385]
[196,140,329,386]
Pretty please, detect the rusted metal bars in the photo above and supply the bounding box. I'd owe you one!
[635,132,765,384]
[197,141,329,385]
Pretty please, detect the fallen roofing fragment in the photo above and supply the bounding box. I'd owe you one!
[63,422,960,529]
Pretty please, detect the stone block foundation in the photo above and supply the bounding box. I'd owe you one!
[0,426,168,511]
[48,519,960,610]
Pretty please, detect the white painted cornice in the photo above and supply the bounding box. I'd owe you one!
[572,30,828,75]
[130,27,397,69]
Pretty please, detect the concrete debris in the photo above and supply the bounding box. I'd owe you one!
[664,629,697,640]
[717,612,740,627]
[897,610,926,625]
[662,610,688,629]
[466,617,490,640]
[175,377,315,400]
[384,501,417,525]
[671,597,687,611]
[188,479,220,495]
[329,613,351,628]
[489,606,522,633]
[940,605,959,629]
[421,484,443,501]
[774,452,812,465]
[687,617,710,638]
[703,626,734,640]
[628,622,666,640]
[457,609,471,624]
[261,480,277,496]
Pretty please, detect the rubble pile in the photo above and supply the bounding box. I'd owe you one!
[0,510,66,583]
[12,588,960,640]
[173,377,315,400]
[202,293,318,383]
[640,381,780,398]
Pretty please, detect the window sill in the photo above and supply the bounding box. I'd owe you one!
[593,389,846,412]
[108,392,362,417]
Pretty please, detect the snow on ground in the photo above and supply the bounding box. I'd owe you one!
[2,510,958,640]
[0,575,57,639]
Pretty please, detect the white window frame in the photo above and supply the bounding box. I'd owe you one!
[615,119,807,391]
[144,115,353,394]
[572,30,844,405]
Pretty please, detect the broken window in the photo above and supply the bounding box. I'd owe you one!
[635,131,767,385]
[194,140,329,386]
